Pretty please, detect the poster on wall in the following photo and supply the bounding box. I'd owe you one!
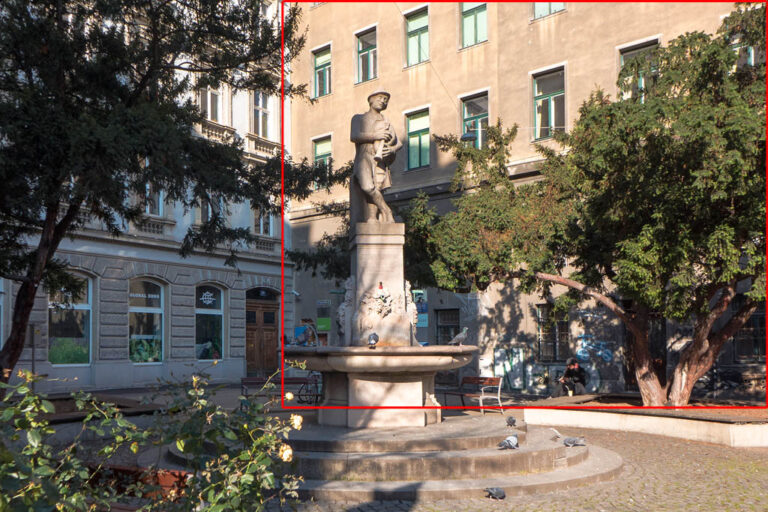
[412,289,428,327]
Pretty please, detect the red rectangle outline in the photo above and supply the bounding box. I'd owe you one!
[280,0,768,412]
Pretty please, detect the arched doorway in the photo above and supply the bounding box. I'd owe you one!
[245,287,280,375]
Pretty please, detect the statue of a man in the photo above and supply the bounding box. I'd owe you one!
[350,90,402,224]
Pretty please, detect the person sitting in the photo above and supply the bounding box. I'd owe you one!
[552,358,588,397]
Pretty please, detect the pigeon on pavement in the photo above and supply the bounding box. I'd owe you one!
[498,434,519,450]
[367,332,379,349]
[506,416,516,428]
[484,487,506,500]
[563,436,586,447]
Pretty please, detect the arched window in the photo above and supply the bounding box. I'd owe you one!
[48,277,91,365]
[128,279,164,363]
[195,285,223,360]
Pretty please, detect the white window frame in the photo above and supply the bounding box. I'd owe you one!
[48,277,92,366]
[128,279,164,364]
[529,62,568,142]
[195,285,225,361]
[145,183,164,217]
[255,210,273,237]
[251,91,270,138]
[200,87,223,123]
[354,24,378,84]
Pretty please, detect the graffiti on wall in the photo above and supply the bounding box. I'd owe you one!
[575,334,614,363]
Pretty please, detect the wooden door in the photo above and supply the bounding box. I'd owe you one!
[246,301,279,374]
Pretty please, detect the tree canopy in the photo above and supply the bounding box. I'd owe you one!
[422,4,765,405]
[0,0,344,380]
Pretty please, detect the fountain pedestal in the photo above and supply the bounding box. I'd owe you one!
[285,222,478,428]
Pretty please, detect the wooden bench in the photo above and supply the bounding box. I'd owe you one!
[444,376,504,415]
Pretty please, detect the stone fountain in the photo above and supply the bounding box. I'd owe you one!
[285,90,477,428]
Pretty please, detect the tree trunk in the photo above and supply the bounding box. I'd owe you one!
[666,350,709,406]
[630,331,667,406]
[0,280,42,382]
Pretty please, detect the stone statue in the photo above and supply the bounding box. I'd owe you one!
[350,90,402,224]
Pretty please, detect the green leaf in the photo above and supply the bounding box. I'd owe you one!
[27,430,41,448]
[39,400,55,414]
[176,439,186,453]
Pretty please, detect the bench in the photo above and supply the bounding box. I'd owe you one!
[444,376,504,415]
[240,375,322,405]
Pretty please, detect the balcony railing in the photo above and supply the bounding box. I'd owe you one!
[245,133,280,160]
[199,119,237,143]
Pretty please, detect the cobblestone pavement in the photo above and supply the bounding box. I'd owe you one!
[266,427,768,512]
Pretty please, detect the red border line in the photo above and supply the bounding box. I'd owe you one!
[280,0,768,412]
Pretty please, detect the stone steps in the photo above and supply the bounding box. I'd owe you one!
[297,445,623,502]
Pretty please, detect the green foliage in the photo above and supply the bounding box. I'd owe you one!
[0,369,303,510]
[48,338,90,365]
[0,370,146,511]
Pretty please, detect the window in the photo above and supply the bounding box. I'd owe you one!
[620,41,658,102]
[255,210,272,236]
[129,280,163,363]
[731,36,765,72]
[462,93,489,149]
[536,304,569,362]
[731,296,766,363]
[199,88,221,123]
[252,91,269,137]
[436,309,460,344]
[406,9,429,66]
[406,110,430,170]
[199,196,222,224]
[461,3,487,48]
[195,285,223,360]
[533,2,565,19]
[48,277,91,365]
[533,69,565,140]
[357,29,377,82]
[145,183,163,217]
[313,136,332,190]
[313,47,331,97]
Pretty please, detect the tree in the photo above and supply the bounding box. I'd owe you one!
[425,5,765,406]
[0,0,343,382]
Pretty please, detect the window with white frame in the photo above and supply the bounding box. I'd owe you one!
[48,277,91,365]
[461,3,487,48]
[199,88,222,123]
[533,2,565,20]
[199,196,222,224]
[462,93,489,149]
[533,68,565,140]
[357,29,377,83]
[619,41,658,102]
[129,279,163,363]
[195,285,223,360]
[313,136,332,190]
[536,304,569,362]
[406,9,429,66]
[406,110,430,170]
[313,46,331,98]
[255,209,272,236]
[252,91,270,138]
[145,183,163,217]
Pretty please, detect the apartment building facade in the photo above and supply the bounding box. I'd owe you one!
[288,2,765,394]
[2,3,291,393]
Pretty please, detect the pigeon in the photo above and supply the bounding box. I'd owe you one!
[367,332,379,349]
[550,427,562,439]
[563,436,586,447]
[506,416,517,428]
[484,487,506,500]
[498,434,519,450]
[447,327,469,346]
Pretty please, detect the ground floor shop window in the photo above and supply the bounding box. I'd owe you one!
[196,285,223,360]
[129,279,163,363]
[48,277,91,364]
[436,309,460,344]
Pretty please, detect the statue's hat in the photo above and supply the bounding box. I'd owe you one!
[367,89,391,102]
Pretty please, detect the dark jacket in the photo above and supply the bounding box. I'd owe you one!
[563,366,587,386]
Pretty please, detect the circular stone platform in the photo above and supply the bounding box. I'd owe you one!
[286,414,623,502]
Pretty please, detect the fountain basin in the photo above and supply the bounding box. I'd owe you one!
[285,345,478,428]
